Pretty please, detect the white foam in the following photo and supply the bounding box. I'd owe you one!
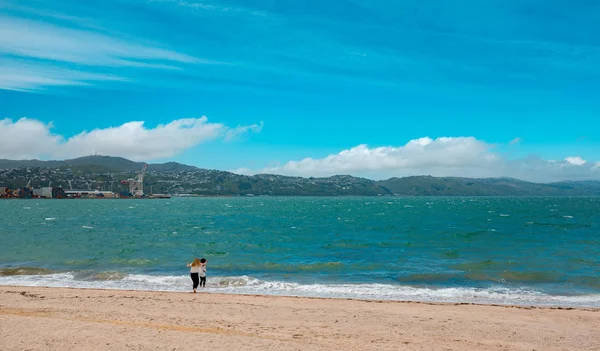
[1,273,599,308]
[82,226,93,229]
[44,217,56,221]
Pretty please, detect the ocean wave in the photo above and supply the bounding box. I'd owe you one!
[213,261,357,273]
[1,272,599,308]
[0,267,57,276]
[74,271,128,281]
[110,258,155,266]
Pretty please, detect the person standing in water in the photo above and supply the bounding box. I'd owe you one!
[187,258,201,293]
[199,258,208,287]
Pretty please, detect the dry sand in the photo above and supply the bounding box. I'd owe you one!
[0,286,598,351]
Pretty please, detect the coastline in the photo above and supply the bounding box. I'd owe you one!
[3,270,599,309]
[2,286,598,351]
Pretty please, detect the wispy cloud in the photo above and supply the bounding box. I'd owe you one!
[0,117,263,160]
[0,9,209,92]
[224,121,264,141]
[509,137,522,145]
[3,0,599,96]
[0,15,198,66]
[151,0,267,16]
[0,58,126,92]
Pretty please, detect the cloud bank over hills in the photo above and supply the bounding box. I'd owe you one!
[234,137,600,182]
[1,117,598,182]
[0,117,262,160]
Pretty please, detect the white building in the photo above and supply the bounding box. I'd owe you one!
[41,187,53,198]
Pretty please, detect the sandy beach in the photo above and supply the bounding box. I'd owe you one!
[0,286,598,351]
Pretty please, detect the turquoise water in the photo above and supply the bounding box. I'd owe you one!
[1,197,599,307]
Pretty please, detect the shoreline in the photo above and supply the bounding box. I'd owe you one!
[2,285,599,350]
[2,272,599,309]
[3,195,600,199]
[3,284,600,312]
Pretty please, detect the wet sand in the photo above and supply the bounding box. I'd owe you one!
[1,286,598,351]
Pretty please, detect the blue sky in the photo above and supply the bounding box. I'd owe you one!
[1,0,599,181]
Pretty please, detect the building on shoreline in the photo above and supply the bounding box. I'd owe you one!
[0,186,117,199]
[64,190,117,198]
[0,185,175,199]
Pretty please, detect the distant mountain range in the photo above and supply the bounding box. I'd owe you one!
[376,176,600,196]
[1,155,599,196]
[0,155,198,172]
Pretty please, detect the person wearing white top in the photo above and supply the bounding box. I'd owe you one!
[199,258,208,287]
[187,258,201,293]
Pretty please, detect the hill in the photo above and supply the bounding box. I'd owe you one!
[0,155,198,172]
[1,155,599,196]
[376,176,600,196]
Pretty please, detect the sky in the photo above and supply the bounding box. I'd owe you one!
[1,0,599,182]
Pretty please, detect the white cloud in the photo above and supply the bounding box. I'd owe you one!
[564,156,587,166]
[0,118,62,159]
[224,121,264,141]
[509,137,522,145]
[0,117,262,160]
[229,167,254,175]
[238,137,600,182]
[261,137,499,177]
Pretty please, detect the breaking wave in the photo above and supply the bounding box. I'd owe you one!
[1,272,599,308]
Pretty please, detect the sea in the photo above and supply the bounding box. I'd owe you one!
[1,197,599,308]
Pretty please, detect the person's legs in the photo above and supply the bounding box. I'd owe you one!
[191,273,199,292]
[200,276,206,287]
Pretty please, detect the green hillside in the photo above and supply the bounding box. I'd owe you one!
[1,155,599,196]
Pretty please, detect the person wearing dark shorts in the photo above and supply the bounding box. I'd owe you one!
[199,258,208,287]
[187,258,201,293]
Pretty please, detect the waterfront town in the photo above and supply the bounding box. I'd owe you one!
[0,156,388,198]
[0,164,170,199]
[0,185,125,199]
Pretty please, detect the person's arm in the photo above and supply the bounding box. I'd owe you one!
[186,263,191,267]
